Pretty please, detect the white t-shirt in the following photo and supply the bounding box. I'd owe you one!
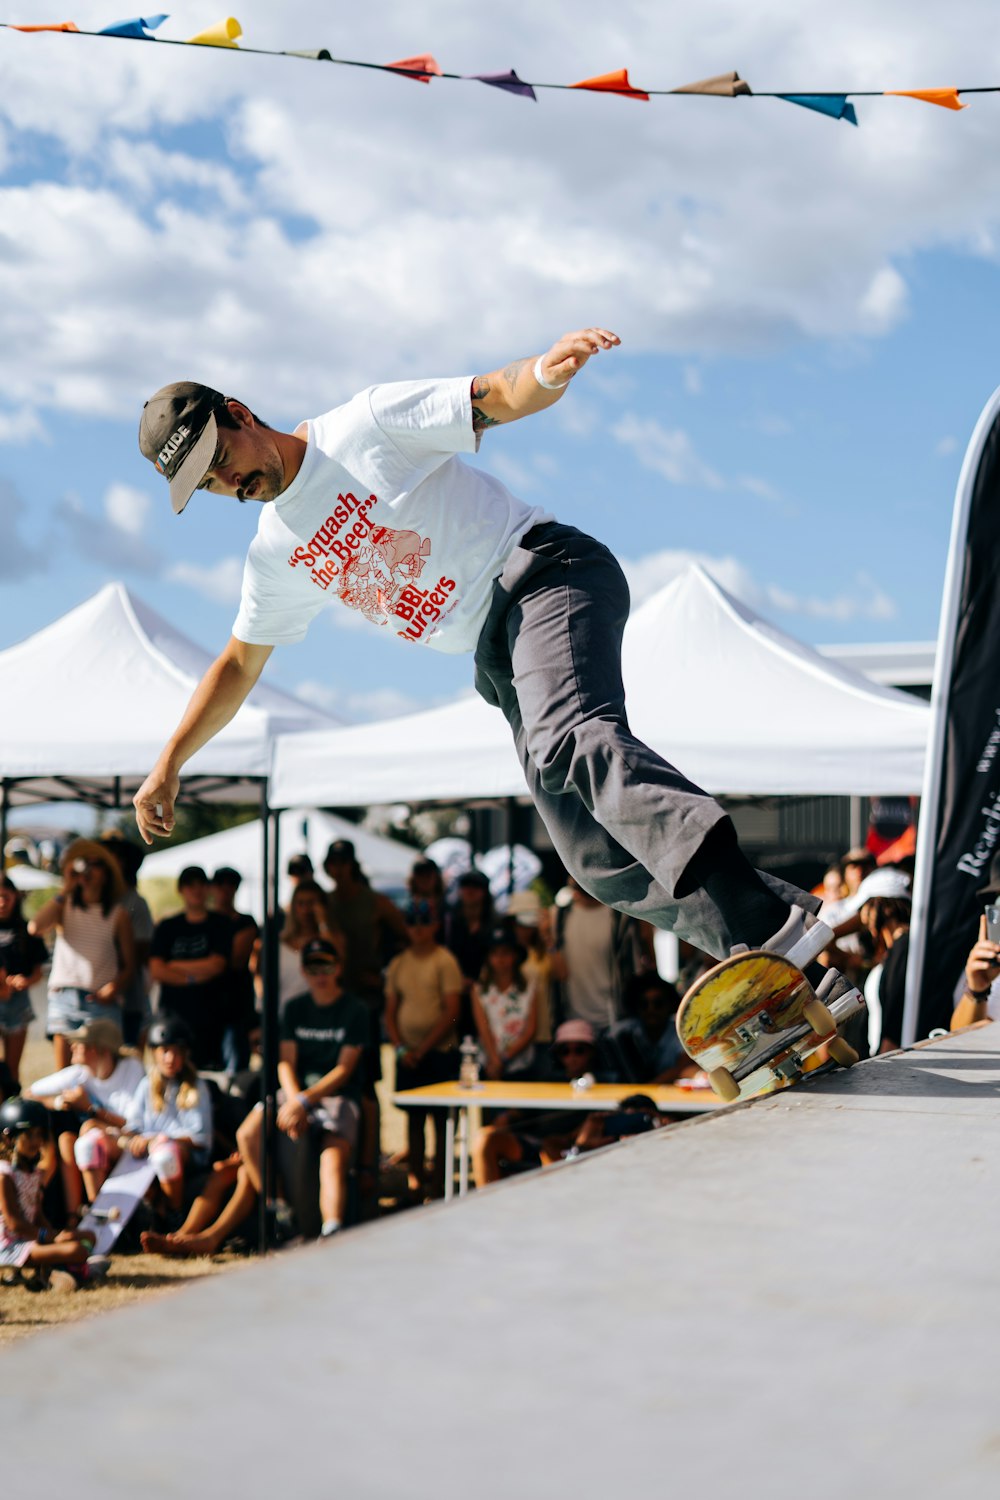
[232,378,551,654]
[30,1057,146,1120]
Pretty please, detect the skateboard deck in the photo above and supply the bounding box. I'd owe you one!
[676,950,856,1102]
[78,1154,157,1256]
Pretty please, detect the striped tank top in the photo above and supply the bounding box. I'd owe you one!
[49,901,120,992]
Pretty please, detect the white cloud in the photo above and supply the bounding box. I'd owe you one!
[483,452,541,493]
[4,2,1000,423]
[166,556,245,603]
[619,547,897,624]
[858,266,909,334]
[104,483,151,538]
[746,413,793,438]
[0,479,45,579]
[612,414,724,488]
[55,487,159,574]
[0,407,45,444]
[738,475,785,507]
[296,677,428,722]
[936,436,958,456]
[682,365,703,396]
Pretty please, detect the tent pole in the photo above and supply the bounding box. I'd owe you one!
[0,779,8,866]
[849,796,864,851]
[258,782,278,1255]
[506,797,516,898]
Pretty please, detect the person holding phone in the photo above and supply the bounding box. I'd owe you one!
[951,855,1000,1030]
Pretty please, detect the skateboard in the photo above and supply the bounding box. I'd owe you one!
[675,950,862,1103]
[77,1153,157,1256]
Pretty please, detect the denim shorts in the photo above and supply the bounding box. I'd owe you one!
[46,987,124,1039]
[0,994,34,1036]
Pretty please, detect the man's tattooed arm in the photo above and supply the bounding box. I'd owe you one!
[471,376,501,435]
[467,330,618,437]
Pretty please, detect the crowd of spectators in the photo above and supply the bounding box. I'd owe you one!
[1,824,997,1290]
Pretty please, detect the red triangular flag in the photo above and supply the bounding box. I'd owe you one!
[570,68,649,101]
[385,54,443,84]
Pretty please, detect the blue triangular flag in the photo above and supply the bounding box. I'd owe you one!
[99,15,169,40]
[780,94,858,126]
[470,70,537,101]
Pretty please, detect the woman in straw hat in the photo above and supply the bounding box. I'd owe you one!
[29,841,135,1069]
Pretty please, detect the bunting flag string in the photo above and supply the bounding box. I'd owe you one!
[0,16,993,127]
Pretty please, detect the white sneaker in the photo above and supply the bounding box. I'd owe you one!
[760,907,834,969]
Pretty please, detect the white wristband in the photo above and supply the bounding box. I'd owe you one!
[533,356,570,392]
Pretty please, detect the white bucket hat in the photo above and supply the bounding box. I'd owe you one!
[842,868,912,917]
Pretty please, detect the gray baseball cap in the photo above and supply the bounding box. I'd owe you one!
[138,381,226,514]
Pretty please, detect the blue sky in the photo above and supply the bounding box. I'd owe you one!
[3,1,1000,733]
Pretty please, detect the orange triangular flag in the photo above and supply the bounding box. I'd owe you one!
[885,88,965,111]
[570,68,649,101]
[671,71,751,97]
[10,22,80,32]
[385,54,443,83]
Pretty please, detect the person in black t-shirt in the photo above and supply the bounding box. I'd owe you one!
[273,937,368,1235]
[149,866,232,1069]
[0,877,48,1088]
[210,866,259,1075]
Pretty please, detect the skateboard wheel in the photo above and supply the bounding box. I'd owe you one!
[827,1036,859,1068]
[803,998,836,1038]
[707,1067,741,1103]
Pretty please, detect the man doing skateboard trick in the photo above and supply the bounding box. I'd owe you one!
[133,329,842,986]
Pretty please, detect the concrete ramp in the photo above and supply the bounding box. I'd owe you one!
[5,1027,1000,1498]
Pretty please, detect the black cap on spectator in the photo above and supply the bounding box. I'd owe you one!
[302,937,340,970]
[325,840,356,864]
[487,921,526,963]
[457,870,490,891]
[212,866,242,888]
[178,865,208,887]
[148,1016,194,1050]
[287,854,314,878]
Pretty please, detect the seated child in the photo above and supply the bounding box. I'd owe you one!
[26,1017,146,1216]
[120,1017,212,1215]
[0,1097,109,1291]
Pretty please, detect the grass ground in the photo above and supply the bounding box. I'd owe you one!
[0,1025,413,1348]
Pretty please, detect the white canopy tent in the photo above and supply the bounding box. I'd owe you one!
[0,581,338,816]
[140,808,417,919]
[269,564,931,807]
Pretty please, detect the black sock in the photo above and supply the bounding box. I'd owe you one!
[679,818,790,948]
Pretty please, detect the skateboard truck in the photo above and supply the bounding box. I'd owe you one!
[87,1206,122,1224]
[677,950,866,1104]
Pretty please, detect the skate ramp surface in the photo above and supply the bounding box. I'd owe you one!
[4,1026,1000,1499]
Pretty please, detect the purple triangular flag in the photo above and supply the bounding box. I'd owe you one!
[471,70,537,101]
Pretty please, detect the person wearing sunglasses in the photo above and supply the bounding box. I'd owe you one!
[471,1019,613,1187]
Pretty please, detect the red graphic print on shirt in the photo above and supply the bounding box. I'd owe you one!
[287,492,457,637]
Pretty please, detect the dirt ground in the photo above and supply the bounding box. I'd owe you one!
[0,1025,413,1348]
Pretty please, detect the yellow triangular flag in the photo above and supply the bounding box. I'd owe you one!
[188,17,242,48]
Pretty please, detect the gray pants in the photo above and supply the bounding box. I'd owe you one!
[474,523,816,960]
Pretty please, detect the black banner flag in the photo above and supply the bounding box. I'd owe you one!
[906,387,1000,1042]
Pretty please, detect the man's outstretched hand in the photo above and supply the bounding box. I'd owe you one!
[133,764,180,845]
[537,328,621,387]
